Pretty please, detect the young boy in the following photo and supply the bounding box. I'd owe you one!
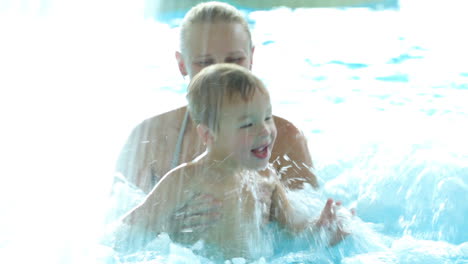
[116,64,350,259]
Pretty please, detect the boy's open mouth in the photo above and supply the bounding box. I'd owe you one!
[251,145,269,159]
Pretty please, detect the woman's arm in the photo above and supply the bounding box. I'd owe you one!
[114,169,193,252]
[272,116,318,190]
[115,107,188,193]
[115,119,156,193]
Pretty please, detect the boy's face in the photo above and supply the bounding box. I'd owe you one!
[211,90,277,170]
[182,22,253,78]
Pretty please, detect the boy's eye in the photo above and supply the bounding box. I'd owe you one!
[240,123,253,129]
[265,116,272,121]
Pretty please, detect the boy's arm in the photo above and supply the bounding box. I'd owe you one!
[271,182,353,246]
[270,181,310,234]
[313,198,355,246]
[273,116,318,190]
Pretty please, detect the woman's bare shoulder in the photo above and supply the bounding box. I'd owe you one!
[273,115,301,134]
[271,115,317,189]
[139,106,188,129]
[124,106,188,143]
[273,114,305,145]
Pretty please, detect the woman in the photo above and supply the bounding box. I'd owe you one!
[115,1,318,234]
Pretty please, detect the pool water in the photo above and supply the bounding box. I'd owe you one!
[0,1,467,264]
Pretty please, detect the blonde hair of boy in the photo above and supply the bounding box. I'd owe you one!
[187,63,267,132]
[179,1,253,56]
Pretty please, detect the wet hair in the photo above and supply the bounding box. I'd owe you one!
[179,1,252,56]
[187,63,267,132]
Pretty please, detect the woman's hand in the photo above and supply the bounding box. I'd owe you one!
[169,193,222,238]
[314,198,355,246]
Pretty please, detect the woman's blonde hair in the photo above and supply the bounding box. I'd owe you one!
[187,63,267,132]
[179,1,252,56]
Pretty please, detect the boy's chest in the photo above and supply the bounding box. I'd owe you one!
[187,172,279,257]
[198,174,277,224]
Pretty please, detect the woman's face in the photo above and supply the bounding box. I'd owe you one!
[178,22,253,78]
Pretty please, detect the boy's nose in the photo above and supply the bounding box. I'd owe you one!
[258,123,270,137]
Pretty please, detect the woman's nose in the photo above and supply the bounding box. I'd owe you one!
[212,56,224,64]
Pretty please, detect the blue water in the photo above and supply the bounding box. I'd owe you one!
[0,1,467,264]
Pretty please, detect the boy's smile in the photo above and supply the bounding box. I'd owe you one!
[251,143,272,160]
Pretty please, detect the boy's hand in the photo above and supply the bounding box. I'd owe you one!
[315,198,355,246]
[170,193,222,237]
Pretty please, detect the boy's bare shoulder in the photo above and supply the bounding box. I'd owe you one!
[263,165,282,184]
[157,161,205,188]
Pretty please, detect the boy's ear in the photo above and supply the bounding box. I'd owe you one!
[175,51,188,77]
[196,124,215,145]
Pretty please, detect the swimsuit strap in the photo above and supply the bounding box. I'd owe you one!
[170,109,190,169]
